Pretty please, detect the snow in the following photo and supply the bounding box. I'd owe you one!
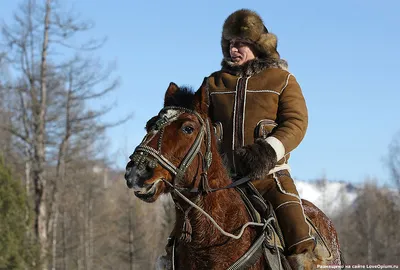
[294,179,359,216]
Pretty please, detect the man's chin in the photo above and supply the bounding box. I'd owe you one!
[233,60,245,66]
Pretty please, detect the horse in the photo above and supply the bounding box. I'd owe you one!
[125,82,343,269]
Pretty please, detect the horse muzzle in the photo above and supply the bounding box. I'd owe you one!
[124,152,158,189]
[124,160,164,202]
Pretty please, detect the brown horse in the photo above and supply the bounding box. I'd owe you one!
[125,82,343,269]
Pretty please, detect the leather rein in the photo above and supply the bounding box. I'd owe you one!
[130,106,278,269]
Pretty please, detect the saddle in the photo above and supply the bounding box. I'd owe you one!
[235,182,332,269]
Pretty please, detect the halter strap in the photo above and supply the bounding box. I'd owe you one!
[131,106,213,192]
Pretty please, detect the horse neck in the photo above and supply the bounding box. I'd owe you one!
[174,146,251,247]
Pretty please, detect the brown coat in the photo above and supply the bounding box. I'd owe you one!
[202,58,308,173]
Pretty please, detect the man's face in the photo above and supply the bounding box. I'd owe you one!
[229,40,256,65]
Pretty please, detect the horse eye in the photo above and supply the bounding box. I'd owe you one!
[182,126,194,134]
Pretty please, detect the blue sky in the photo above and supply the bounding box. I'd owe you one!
[1,0,399,186]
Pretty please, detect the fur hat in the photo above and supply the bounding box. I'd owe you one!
[221,9,280,60]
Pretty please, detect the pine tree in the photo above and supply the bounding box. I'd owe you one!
[0,157,38,269]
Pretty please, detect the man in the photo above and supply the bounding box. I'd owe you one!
[159,8,316,268]
[201,8,316,264]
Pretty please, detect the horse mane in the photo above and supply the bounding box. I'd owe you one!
[164,85,196,110]
[145,86,196,131]
[163,84,234,172]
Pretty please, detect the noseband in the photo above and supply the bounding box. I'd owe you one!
[130,107,284,270]
[131,106,213,192]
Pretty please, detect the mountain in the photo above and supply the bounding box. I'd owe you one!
[295,179,399,217]
[295,179,359,217]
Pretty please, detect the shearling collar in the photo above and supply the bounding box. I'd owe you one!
[221,57,288,77]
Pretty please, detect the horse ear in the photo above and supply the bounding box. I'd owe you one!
[194,78,209,114]
[164,82,180,106]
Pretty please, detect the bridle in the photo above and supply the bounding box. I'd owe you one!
[130,105,283,270]
[130,105,213,193]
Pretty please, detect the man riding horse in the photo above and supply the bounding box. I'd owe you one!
[169,8,316,266]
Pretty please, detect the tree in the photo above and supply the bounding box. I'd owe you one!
[335,181,400,264]
[388,130,400,190]
[0,0,127,268]
[0,157,39,269]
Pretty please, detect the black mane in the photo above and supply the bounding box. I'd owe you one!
[164,85,196,110]
[146,85,197,131]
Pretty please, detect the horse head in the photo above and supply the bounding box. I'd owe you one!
[124,80,215,203]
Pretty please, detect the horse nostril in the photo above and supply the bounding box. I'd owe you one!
[143,165,155,178]
[126,178,134,188]
[125,153,157,188]
[124,160,139,189]
[124,167,132,181]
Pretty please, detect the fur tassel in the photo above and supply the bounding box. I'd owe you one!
[180,206,193,243]
[200,172,212,193]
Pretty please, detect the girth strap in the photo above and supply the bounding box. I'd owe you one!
[226,232,267,270]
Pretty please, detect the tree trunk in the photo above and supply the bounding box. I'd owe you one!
[25,159,30,196]
[33,0,51,268]
[89,195,93,270]
[84,188,93,270]
[51,209,59,270]
[78,200,84,270]
[49,66,73,270]
[62,206,68,270]
[49,132,69,270]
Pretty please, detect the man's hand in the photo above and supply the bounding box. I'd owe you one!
[234,138,277,179]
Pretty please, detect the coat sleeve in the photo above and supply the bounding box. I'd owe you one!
[266,73,308,160]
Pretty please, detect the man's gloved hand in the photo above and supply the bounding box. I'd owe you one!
[234,138,277,179]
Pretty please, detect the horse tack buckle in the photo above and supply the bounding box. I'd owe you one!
[131,151,158,170]
[155,115,169,130]
[155,109,183,130]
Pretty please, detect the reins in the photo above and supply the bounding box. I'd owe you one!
[164,179,269,240]
[166,178,283,270]
[132,106,268,234]
[132,105,283,269]
[182,175,253,194]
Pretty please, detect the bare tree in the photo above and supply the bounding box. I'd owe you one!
[335,181,400,264]
[0,0,127,268]
[0,1,52,264]
[388,130,400,190]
